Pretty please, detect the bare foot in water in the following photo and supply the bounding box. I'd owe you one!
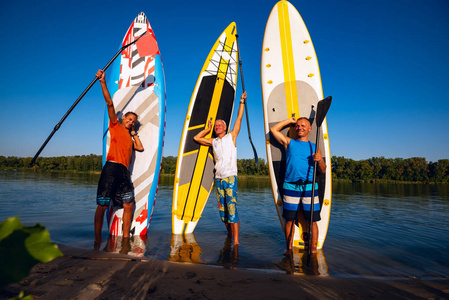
[284,249,293,257]
[94,240,102,251]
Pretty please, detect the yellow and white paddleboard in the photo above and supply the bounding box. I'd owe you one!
[261,1,332,249]
[172,23,238,234]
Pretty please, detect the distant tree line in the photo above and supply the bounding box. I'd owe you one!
[0,155,103,172]
[1,155,448,183]
[332,156,449,183]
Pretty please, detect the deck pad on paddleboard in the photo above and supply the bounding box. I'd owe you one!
[172,23,238,234]
[104,12,165,237]
[261,1,332,249]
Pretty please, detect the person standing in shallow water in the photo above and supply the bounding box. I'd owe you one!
[194,92,247,247]
[94,69,144,244]
[270,117,326,254]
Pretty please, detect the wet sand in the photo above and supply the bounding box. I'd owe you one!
[1,246,449,299]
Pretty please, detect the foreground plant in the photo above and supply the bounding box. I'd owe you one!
[0,216,63,288]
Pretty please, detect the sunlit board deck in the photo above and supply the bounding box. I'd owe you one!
[261,1,332,249]
[172,23,238,234]
[104,12,166,237]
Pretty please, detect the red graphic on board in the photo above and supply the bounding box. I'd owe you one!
[136,207,148,224]
[110,215,120,235]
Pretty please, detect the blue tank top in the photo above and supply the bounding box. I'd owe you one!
[284,139,315,183]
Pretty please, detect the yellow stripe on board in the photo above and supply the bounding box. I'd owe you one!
[278,1,299,135]
[182,54,233,221]
[182,149,199,157]
[183,145,211,217]
[188,123,207,131]
[218,57,230,78]
[176,183,190,216]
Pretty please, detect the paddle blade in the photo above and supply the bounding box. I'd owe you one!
[136,31,158,57]
[316,96,332,127]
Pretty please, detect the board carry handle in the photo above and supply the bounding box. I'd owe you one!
[29,31,148,167]
[235,34,259,164]
[308,96,332,258]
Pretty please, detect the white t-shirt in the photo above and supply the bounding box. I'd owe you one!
[212,133,237,179]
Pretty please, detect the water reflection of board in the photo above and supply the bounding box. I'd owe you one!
[103,235,147,257]
[172,23,238,234]
[278,249,328,275]
[169,233,204,263]
[104,12,166,237]
[261,1,332,249]
[296,249,328,275]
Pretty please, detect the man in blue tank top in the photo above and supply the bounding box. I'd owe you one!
[270,117,326,254]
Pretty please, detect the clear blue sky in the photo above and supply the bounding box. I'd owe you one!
[1,0,448,162]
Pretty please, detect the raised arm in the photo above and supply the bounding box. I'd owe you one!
[269,118,295,151]
[193,119,214,146]
[96,69,117,124]
[229,92,247,145]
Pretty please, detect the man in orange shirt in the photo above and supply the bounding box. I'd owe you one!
[94,69,144,243]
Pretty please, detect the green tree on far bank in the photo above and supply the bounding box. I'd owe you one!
[331,156,449,183]
[1,155,448,183]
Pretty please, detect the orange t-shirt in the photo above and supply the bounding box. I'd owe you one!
[106,119,133,168]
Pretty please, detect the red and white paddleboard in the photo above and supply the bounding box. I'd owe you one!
[104,12,166,240]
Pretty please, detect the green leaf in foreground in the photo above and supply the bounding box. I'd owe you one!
[0,216,63,288]
[9,290,34,300]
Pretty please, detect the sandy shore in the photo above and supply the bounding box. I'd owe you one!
[1,246,448,300]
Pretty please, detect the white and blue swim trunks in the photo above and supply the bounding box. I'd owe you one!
[282,181,321,222]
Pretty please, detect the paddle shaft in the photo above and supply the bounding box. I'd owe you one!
[29,32,147,167]
[307,96,331,257]
[308,129,321,257]
[235,34,258,164]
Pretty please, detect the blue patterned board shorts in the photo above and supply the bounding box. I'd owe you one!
[282,182,321,222]
[96,161,134,208]
[215,176,239,224]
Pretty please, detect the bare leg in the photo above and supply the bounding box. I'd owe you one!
[94,205,107,242]
[225,222,232,238]
[284,220,294,253]
[311,221,319,253]
[231,222,239,246]
[122,202,134,238]
[231,243,239,262]
[120,236,131,254]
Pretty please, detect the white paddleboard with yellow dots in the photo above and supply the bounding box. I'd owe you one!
[261,1,332,250]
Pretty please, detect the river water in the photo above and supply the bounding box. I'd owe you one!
[0,170,448,278]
